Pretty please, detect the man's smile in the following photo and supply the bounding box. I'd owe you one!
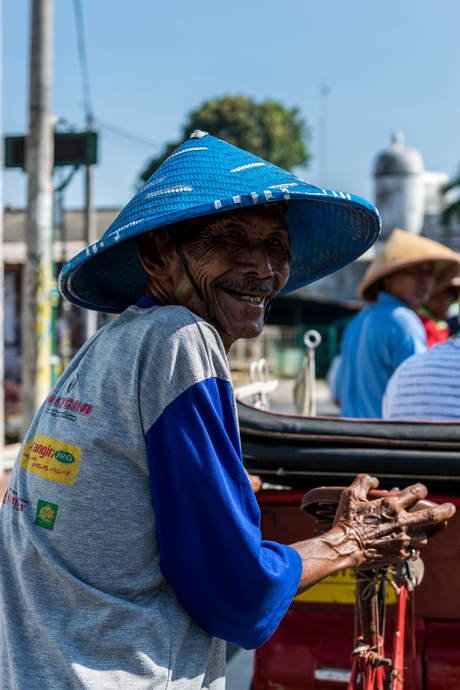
[220,286,267,307]
[139,204,291,350]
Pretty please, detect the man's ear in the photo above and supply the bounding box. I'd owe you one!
[137,230,173,275]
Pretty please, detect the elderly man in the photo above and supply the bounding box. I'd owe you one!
[0,134,454,690]
[335,228,460,418]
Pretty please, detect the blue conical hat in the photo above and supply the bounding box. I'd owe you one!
[59,131,381,312]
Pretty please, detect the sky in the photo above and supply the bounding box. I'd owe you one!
[3,0,460,212]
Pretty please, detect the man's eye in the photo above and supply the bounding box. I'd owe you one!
[267,237,282,246]
[223,230,240,239]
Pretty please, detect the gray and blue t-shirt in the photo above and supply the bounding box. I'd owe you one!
[0,298,301,689]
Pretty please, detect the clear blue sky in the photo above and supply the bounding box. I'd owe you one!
[3,0,460,212]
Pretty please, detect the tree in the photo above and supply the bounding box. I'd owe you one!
[441,170,460,226]
[139,95,310,184]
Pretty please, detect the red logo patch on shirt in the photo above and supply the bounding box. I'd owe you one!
[44,395,93,422]
[47,395,93,415]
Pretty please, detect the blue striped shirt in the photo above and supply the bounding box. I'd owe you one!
[383,335,460,420]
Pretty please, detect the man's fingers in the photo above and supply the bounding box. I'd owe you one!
[346,474,379,501]
[392,483,428,510]
[407,531,428,548]
[405,502,456,528]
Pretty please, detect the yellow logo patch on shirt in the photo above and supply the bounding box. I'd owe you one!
[20,434,81,486]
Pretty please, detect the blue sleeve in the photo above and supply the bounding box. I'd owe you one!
[146,377,302,650]
[389,308,427,369]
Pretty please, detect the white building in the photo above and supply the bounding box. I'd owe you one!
[306,133,459,302]
[375,131,457,249]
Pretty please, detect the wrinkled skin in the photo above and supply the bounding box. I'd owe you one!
[137,207,455,596]
[292,474,455,595]
[332,474,446,567]
[137,204,291,352]
[382,262,435,309]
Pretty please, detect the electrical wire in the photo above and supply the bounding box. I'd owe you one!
[98,130,157,156]
[73,0,93,120]
[72,0,162,155]
[95,119,162,150]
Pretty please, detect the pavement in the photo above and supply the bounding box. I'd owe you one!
[226,645,253,689]
[267,378,339,416]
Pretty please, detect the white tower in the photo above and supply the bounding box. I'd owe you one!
[374,132,426,245]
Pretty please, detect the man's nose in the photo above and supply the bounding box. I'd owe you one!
[241,243,274,279]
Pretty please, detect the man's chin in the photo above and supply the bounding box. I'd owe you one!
[230,321,265,341]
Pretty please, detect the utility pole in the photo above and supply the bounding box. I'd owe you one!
[0,0,5,475]
[22,0,54,436]
[85,114,98,340]
[73,0,98,340]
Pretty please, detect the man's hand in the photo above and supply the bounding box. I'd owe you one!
[331,474,456,568]
[291,473,456,596]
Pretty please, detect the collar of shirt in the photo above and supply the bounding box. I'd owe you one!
[377,292,410,309]
[136,296,162,309]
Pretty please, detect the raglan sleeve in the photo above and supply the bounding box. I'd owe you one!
[138,311,302,650]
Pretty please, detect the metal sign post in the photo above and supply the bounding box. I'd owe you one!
[303,330,322,417]
[84,115,98,341]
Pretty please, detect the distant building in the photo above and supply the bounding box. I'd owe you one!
[305,132,460,303]
[375,131,458,250]
[3,207,121,383]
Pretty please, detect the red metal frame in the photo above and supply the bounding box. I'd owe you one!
[391,581,408,690]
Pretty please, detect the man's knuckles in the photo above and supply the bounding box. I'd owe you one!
[406,506,441,526]
[347,474,378,497]
[398,483,428,507]
[378,496,401,515]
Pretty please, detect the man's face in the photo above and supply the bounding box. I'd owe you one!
[139,204,291,351]
[426,286,458,321]
[382,262,435,309]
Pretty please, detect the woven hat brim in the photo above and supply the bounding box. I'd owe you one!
[59,132,381,312]
[358,255,460,302]
[60,193,380,313]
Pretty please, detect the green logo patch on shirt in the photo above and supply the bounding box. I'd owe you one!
[34,500,59,531]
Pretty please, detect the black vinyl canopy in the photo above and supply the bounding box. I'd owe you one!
[238,401,460,495]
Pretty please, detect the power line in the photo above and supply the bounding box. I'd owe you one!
[99,128,159,155]
[96,118,162,150]
[72,0,162,155]
[73,0,93,119]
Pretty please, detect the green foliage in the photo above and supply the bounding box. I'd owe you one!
[441,171,460,225]
[139,95,310,184]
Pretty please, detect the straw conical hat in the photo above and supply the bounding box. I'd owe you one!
[431,275,460,298]
[59,131,380,313]
[357,228,460,301]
